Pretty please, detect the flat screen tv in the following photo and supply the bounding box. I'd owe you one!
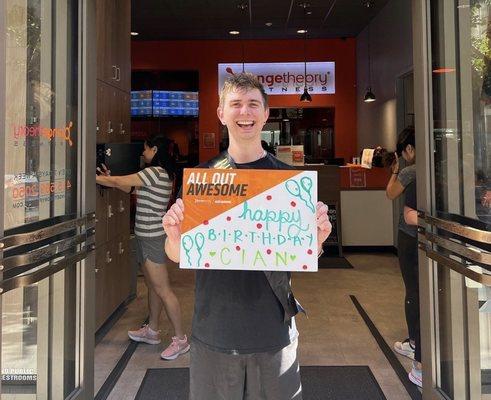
[131,90,153,117]
[153,90,199,117]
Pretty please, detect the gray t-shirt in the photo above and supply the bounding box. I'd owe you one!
[191,154,298,354]
[397,164,417,237]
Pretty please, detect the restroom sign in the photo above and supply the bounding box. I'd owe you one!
[180,168,318,272]
[218,62,335,95]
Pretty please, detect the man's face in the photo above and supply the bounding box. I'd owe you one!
[217,88,269,143]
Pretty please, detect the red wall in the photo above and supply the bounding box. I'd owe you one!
[132,38,357,163]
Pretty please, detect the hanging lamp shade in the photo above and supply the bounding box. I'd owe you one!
[364,87,376,102]
[300,87,312,102]
[299,3,312,103]
[364,23,376,103]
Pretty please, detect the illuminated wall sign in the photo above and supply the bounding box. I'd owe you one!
[218,62,335,95]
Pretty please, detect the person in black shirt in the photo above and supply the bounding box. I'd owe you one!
[163,73,332,400]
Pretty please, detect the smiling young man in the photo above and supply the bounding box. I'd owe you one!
[163,73,332,400]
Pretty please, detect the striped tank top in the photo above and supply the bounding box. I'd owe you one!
[135,166,172,237]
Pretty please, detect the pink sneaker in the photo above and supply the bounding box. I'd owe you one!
[408,362,422,388]
[160,335,190,360]
[128,325,161,345]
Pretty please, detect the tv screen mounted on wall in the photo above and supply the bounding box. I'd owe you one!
[130,90,199,117]
[131,90,153,117]
[153,90,199,116]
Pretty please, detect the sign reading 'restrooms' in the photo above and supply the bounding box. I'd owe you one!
[218,62,335,95]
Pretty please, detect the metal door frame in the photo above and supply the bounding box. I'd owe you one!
[412,1,439,398]
[0,0,97,398]
[0,0,6,394]
[79,0,97,398]
[413,1,491,398]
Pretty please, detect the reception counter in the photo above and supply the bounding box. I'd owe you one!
[301,165,394,250]
[339,166,393,247]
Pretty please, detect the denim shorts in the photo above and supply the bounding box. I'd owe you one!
[135,235,166,265]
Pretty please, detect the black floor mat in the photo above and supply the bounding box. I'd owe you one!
[135,366,386,400]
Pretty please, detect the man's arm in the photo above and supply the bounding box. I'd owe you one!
[163,198,185,262]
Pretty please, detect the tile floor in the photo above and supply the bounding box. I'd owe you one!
[95,253,415,399]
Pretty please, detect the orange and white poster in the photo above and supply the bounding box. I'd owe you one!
[180,168,318,272]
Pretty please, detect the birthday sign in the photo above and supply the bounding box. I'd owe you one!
[180,168,318,272]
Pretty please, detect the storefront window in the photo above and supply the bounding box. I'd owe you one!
[2,1,79,397]
[4,0,78,232]
[430,1,491,398]
[431,0,491,223]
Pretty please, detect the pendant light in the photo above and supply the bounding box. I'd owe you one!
[237,3,249,72]
[299,2,312,102]
[364,23,376,102]
[300,30,312,103]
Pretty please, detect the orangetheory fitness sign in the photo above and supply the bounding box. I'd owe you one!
[218,62,335,95]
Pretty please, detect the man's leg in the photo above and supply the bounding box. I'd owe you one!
[189,340,247,400]
[244,339,302,400]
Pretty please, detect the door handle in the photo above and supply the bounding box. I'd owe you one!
[0,247,93,294]
[421,246,491,286]
[418,211,491,285]
[421,213,491,244]
[0,214,95,249]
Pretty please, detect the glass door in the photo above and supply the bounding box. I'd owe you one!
[414,0,491,399]
[0,0,95,399]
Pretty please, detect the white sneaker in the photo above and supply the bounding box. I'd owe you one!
[394,338,415,360]
[409,363,422,387]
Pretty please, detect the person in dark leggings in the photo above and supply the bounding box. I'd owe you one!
[403,181,422,387]
[385,128,421,378]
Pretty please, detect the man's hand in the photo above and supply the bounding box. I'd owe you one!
[316,201,332,254]
[163,198,185,241]
[162,198,185,262]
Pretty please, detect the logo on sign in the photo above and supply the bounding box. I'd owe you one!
[219,62,335,95]
[12,121,75,146]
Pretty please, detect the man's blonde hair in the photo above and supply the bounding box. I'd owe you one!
[219,72,268,109]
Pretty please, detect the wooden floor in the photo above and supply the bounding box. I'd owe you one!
[95,252,414,400]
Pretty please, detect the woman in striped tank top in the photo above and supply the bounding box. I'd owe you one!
[96,135,190,360]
